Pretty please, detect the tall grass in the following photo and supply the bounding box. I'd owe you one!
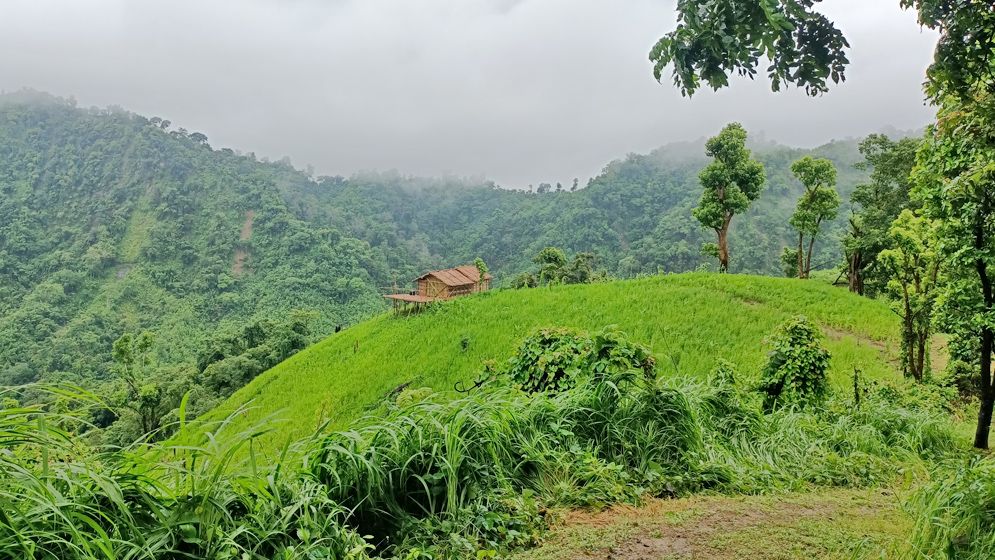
[0,326,969,559]
[686,377,958,493]
[306,366,700,555]
[908,456,995,559]
[0,386,370,560]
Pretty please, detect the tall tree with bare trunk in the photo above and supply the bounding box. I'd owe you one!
[692,123,766,273]
[783,157,840,279]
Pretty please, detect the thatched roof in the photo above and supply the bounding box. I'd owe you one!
[416,265,492,287]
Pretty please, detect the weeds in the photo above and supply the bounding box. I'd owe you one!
[909,456,995,560]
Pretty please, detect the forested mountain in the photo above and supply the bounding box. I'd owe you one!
[289,138,869,280]
[0,92,406,392]
[1,91,873,401]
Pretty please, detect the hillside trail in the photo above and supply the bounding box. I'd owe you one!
[513,488,907,560]
[232,210,254,276]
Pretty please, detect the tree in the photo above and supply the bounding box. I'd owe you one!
[473,257,489,283]
[522,247,605,287]
[511,272,538,289]
[650,2,995,448]
[189,131,209,146]
[878,210,940,382]
[650,0,850,97]
[784,156,840,279]
[692,123,766,272]
[844,135,919,295]
[914,89,995,448]
[651,1,993,103]
[563,252,597,284]
[533,247,568,284]
[111,331,163,436]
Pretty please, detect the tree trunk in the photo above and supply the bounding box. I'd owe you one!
[848,249,864,294]
[717,227,730,273]
[915,330,929,382]
[717,213,733,273]
[974,212,994,449]
[975,326,993,449]
[901,303,915,380]
[915,334,925,382]
[804,235,817,279]
[796,233,804,279]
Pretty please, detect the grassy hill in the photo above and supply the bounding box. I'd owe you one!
[206,273,903,453]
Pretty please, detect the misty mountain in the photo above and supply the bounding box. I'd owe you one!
[1,92,871,391]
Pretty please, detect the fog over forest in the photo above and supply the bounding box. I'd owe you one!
[0,0,937,186]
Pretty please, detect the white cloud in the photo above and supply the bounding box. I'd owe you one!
[0,0,938,186]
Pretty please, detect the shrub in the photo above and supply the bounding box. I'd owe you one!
[503,327,655,394]
[758,316,830,410]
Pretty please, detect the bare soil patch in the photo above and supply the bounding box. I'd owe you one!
[232,210,254,277]
[515,489,906,560]
[240,209,255,241]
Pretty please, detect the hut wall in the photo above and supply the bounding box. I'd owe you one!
[417,277,449,298]
[448,283,474,297]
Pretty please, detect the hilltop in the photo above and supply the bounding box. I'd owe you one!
[206,273,904,454]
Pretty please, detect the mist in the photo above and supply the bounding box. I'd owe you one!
[0,0,938,187]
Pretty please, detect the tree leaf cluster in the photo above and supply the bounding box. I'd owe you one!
[650,0,850,96]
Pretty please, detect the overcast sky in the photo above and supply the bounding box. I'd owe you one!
[0,0,938,187]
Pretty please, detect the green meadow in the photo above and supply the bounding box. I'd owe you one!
[204,273,903,453]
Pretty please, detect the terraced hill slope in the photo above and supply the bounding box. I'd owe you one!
[205,273,903,453]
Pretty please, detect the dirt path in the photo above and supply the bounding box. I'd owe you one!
[513,488,909,560]
[240,209,255,241]
[233,210,254,277]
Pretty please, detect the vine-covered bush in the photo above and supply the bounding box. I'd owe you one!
[758,316,830,410]
[502,327,655,393]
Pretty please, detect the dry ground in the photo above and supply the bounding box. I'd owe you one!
[512,488,909,560]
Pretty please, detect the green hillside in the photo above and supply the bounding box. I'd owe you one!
[208,273,903,453]
[0,91,400,388]
[0,91,878,397]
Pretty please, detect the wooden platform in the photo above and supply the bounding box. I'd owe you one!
[384,293,439,314]
[384,294,436,303]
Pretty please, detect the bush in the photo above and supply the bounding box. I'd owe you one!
[502,327,655,394]
[758,316,830,410]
